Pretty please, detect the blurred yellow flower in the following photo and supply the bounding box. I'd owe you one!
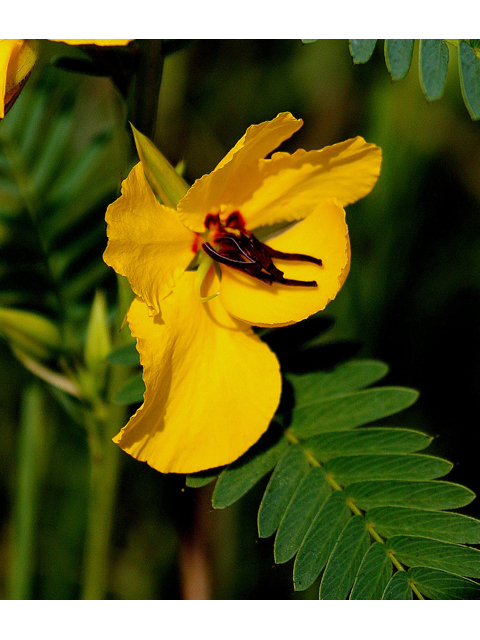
[0,39,38,118]
[1,39,133,118]
[104,112,381,473]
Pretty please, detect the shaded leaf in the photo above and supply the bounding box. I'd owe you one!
[367,506,480,544]
[291,387,419,438]
[409,566,480,600]
[382,570,413,600]
[212,426,288,509]
[459,40,480,120]
[388,536,480,578]
[288,359,389,406]
[419,39,449,101]
[349,40,377,64]
[325,453,452,485]
[186,469,221,488]
[293,491,350,591]
[319,515,370,599]
[274,468,331,563]
[350,542,392,600]
[257,444,310,538]
[305,427,432,462]
[347,480,475,511]
[385,39,415,81]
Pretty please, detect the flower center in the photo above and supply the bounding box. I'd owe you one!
[200,211,322,287]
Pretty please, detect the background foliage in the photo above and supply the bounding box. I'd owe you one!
[1,39,480,599]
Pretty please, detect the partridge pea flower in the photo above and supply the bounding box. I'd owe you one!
[1,39,133,118]
[104,112,381,473]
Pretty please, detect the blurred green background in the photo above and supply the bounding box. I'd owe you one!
[1,39,480,599]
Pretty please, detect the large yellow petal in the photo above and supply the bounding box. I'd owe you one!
[103,163,194,315]
[113,273,282,473]
[218,199,350,327]
[177,112,303,232]
[1,39,38,118]
[49,39,134,46]
[240,137,382,229]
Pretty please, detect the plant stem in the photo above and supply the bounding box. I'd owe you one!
[7,382,50,599]
[81,367,128,599]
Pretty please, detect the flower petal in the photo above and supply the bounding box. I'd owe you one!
[177,112,303,232]
[113,273,282,473]
[103,163,194,315]
[1,39,38,118]
[49,39,134,46]
[240,137,382,229]
[218,199,350,327]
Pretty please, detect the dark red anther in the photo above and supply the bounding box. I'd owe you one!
[201,222,323,288]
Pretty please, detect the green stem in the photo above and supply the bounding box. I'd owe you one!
[7,382,50,599]
[81,367,128,600]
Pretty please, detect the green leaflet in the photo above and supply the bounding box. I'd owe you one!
[290,387,419,438]
[257,444,310,538]
[324,453,452,484]
[274,468,330,563]
[385,40,415,81]
[459,40,480,120]
[287,359,388,404]
[388,536,480,578]
[382,570,413,600]
[349,40,377,64]
[367,506,480,544]
[293,491,350,591]
[347,480,475,511]
[305,428,432,461]
[350,542,392,600]
[212,427,289,509]
[419,39,449,101]
[409,567,480,600]
[319,515,370,600]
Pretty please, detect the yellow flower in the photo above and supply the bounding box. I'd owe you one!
[0,39,38,118]
[104,112,381,473]
[1,39,133,118]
